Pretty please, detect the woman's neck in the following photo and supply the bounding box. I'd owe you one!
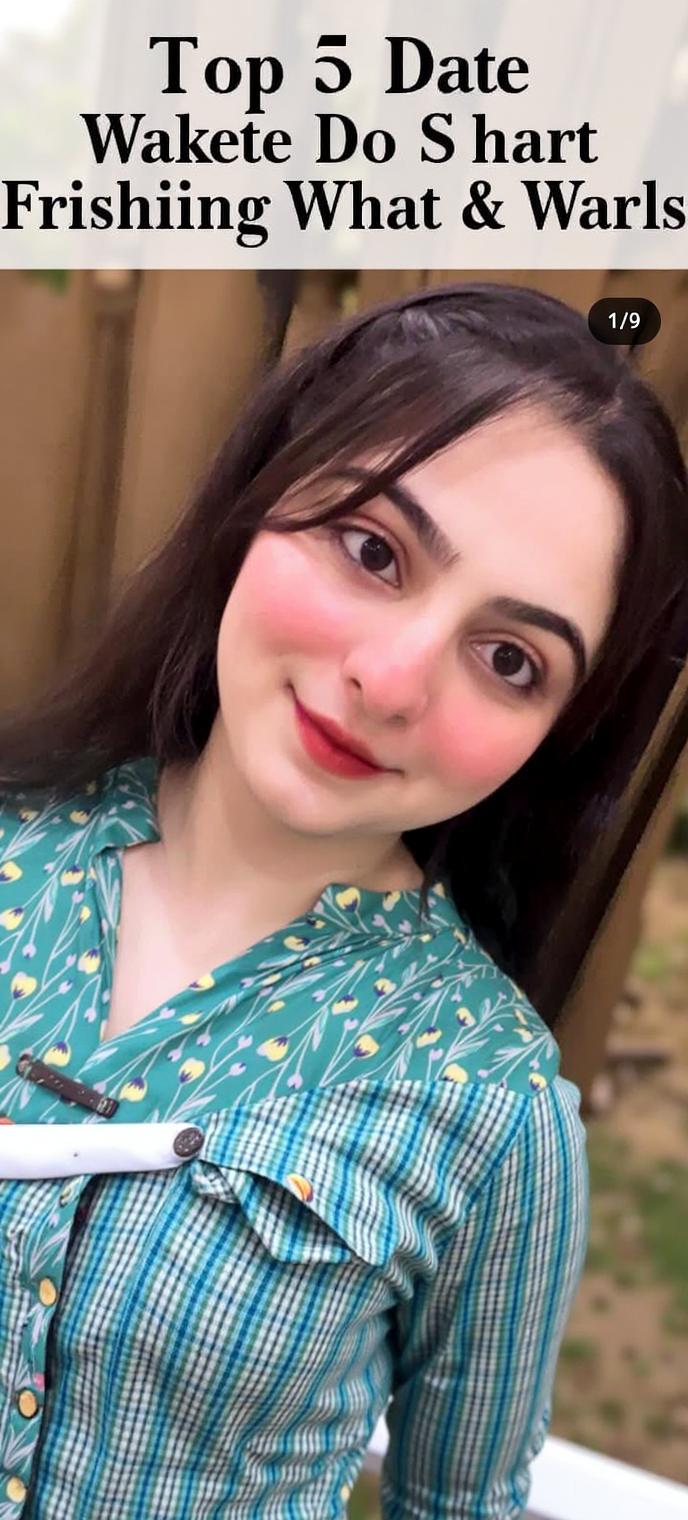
[153,726,423,931]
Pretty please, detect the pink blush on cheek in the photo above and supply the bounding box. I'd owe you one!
[430,705,539,794]
[237,537,355,653]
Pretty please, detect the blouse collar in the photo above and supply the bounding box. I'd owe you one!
[87,753,465,946]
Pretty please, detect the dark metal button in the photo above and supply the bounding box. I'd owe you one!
[173,1126,204,1158]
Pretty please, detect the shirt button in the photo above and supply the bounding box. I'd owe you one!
[5,1476,27,1503]
[16,1388,39,1418]
[38,1277,58,1306]
[173,1126,205,1158]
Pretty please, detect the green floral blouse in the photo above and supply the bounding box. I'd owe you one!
[0,755,589,1519]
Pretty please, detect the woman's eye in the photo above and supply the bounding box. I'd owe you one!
[326,527,543,697]
[474,641,543,695]
[329,525,400,586]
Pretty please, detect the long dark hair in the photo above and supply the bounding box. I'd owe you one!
[1,281,687,1023]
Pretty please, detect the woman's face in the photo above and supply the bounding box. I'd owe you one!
[215,408,626,846]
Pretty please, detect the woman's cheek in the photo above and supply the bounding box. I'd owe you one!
[430,698,544,795]
[235,537,354,652]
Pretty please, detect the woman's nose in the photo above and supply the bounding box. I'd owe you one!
[343,620,448,724]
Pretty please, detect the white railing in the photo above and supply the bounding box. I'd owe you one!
[363,1413,688,1518]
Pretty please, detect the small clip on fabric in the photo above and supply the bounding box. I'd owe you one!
[16,1053,119,1119]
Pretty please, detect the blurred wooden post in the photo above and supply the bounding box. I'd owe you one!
[555,663,688,1103]
[109,271,278,587]
[65,270,141,655]
[0,271,97,706]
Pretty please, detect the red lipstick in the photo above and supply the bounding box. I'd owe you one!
[290,690,393,779]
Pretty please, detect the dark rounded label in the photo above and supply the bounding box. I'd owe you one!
[588,297,661,346]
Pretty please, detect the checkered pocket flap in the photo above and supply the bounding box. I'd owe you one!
[188,1099,399,1269]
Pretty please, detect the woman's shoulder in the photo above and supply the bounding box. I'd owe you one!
[0,774,102,871]
[393,901,563,1099]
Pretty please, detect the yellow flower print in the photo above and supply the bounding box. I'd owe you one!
[514,1027,534,1044]
[353,1034,379,1057]
[11,972,37,1000]
[441,1063,470,1084]
[312,919,326,929]
[452,927,467,944]
[44,1041,71,1066]
[455,1005,476,1027]
[179,1012,202,1025]
[284,934,309,950]
[285,1173,314,1202]
[257,1037,288,1062]
[0,1045,10,1071]
[120,1076,147,1101]
[179,1058,205,1083]
[334,887,360,913]
[416,1026,442,1047]
[78,905,91,923]
[261,972,282,986]
[69,809,92,825]
[189,973,215,991]
[267,999,285,1012]
[17,807,39,823]
[0,907,24,931]
[418,932,433,943]
[373,978,395,998]
[332,994,358,1016]
[529,1071,549,1092]
[78,950,100,975]
[60,868,85,886]
[0,861,22,884]
[303,955,321,968]
[382,890,400,910]
[433,881,446,898]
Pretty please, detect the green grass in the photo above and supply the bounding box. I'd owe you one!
[629,1160,688,1310]
[585,1241,616,1272]
[613,1265,644,1288]
[660,1302,688,1336]
[586,1128,632,1193]
[559,1337,599,1366]
[643,1411,676,1441]
[623,1351,653,1377]
[597,1398,627,1429]
[347,1473,380,1520]
[630,941,672,983]
[584,1124,688,1329]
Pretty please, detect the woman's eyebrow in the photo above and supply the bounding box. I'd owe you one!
[486,596,588,685]
[338,467,589,685]
[339,468,461,570]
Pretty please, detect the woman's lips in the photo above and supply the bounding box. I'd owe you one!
[290,691,391,779]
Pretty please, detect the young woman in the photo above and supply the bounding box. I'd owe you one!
[0,281,686,1519]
